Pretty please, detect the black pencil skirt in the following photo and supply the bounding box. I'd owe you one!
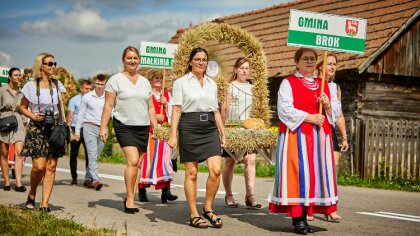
[113,118,149,152]
[178,112,221,163]
[331,126,340,152]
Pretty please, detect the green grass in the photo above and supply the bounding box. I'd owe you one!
[0,205,115,236]
[99,151,127,164]
[338,171,420,192]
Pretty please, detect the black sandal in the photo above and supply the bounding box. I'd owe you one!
[189,216,208,228]
[202,208,223,228]
[25,196,35,210]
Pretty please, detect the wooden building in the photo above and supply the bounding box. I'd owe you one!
[167,0,420,180]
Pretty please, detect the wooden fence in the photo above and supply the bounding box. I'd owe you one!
[355,118,420,180]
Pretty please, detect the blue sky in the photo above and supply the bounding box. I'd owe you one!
[0,0,289,79]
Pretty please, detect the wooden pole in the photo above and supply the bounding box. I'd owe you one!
[318,51,328,114]
[160,69,166,115]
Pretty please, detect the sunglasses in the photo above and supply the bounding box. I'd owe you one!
[43,62,57,67]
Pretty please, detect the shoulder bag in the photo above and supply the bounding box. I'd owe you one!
[0,88,19,132]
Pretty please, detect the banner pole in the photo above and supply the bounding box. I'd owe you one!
[160,69,166,115]
[319,51,328,114]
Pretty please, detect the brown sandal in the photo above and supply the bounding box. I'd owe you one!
[245,194,262,209]
[225,194,239,208]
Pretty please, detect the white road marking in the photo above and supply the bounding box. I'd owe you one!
[357,212,420,223]
[24,163,235,195]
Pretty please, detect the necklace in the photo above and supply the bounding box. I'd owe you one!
[300,77,319,90]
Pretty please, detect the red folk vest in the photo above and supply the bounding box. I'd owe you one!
[150,90,170,133]
[278,74,332,134]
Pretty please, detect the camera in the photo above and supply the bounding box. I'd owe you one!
[44,107,54,130]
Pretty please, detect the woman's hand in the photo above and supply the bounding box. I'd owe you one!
[32,113,45,122]
[341,139,349,152]
[156,114,165,123]
[168,135,177,150]
[160,96,168,107]
[319,92,331,109]
[220,134,227,148]
[99,128,108,143]
[307,114,325,126]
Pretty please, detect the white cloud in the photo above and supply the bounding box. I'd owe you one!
[0,51,14,66]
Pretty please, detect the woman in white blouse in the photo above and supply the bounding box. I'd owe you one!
[221,57,261,209]
[20,53,66,212]
[168,47,226,228]
[99,46,157,214]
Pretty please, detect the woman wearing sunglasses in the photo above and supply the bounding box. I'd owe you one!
[20,53,66,212]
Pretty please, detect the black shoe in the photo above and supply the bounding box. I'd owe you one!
[39,207,51,213]
[293,218,308,235]
[71,179,78,185]
[138,187,149,202]
[3,185,11,191]
[124,198,139,214]
[161,186,178,204]
[14,186,26,192]
[302,212,314,233]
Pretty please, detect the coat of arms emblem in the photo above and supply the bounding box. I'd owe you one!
[346,19,359,37]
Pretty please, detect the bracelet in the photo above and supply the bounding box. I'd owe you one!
[342,138,347,141]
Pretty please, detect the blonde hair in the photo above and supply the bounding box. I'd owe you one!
[32,52,55,80]
[146,68,163,80]
[317,52,338,81]
[229,57,249,83]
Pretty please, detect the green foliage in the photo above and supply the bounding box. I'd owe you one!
[100,122,114,158]
[0,205,115,235]
[338,171,420,192]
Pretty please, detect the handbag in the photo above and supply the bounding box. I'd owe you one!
[0,88,19,132]
[48,79,70,157]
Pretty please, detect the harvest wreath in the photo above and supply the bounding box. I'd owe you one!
[161,22,277,152]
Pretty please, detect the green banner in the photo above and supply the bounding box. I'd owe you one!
[139,55,173,69]
[288,30,365,54]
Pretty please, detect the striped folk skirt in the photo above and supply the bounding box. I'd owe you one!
[268,125,337,217]
[139,134,174,189]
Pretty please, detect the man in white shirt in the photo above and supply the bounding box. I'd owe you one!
[75,74,107,190]
[66,79,92,185]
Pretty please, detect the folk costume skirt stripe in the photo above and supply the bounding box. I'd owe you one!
[113,118,149,152]
[178,112,221,163]
[268,125,337,217]
[139,134,174,189]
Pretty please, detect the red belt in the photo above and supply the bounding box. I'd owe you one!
[84,122,100,127]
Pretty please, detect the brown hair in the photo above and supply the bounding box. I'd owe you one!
[294,48,318,63]
[185,47,208,74]
[95,74,107,82]
[122,46,139,60]
[229,57,249,83]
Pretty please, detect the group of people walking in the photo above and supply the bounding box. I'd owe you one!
[0,45,348,234]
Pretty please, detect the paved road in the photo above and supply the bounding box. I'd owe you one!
[1,158,420,236]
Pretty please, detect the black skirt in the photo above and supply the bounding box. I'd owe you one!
[113,118,149,152]
[331,126,340,152]
[178,112,221,163]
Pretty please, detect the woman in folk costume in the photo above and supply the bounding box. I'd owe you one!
[138,69,177,203]
[268,48,341,235]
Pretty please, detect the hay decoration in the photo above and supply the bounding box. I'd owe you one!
[154,126,277,152]
[52,67,77,106]
[172,22,271,124]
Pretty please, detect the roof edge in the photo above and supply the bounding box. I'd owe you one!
[358,8,420,74]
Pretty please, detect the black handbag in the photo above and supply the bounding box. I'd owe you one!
[0,88,19,132]
[0,115,18,132]
[48,80,70,157]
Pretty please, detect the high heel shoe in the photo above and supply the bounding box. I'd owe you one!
[245,194,262,209]
[124,198,139,214]
[224,194,239,208]
[325,213,341,223]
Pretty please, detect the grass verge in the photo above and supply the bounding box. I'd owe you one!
[0,205,115,235]
[337,171,420,192]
